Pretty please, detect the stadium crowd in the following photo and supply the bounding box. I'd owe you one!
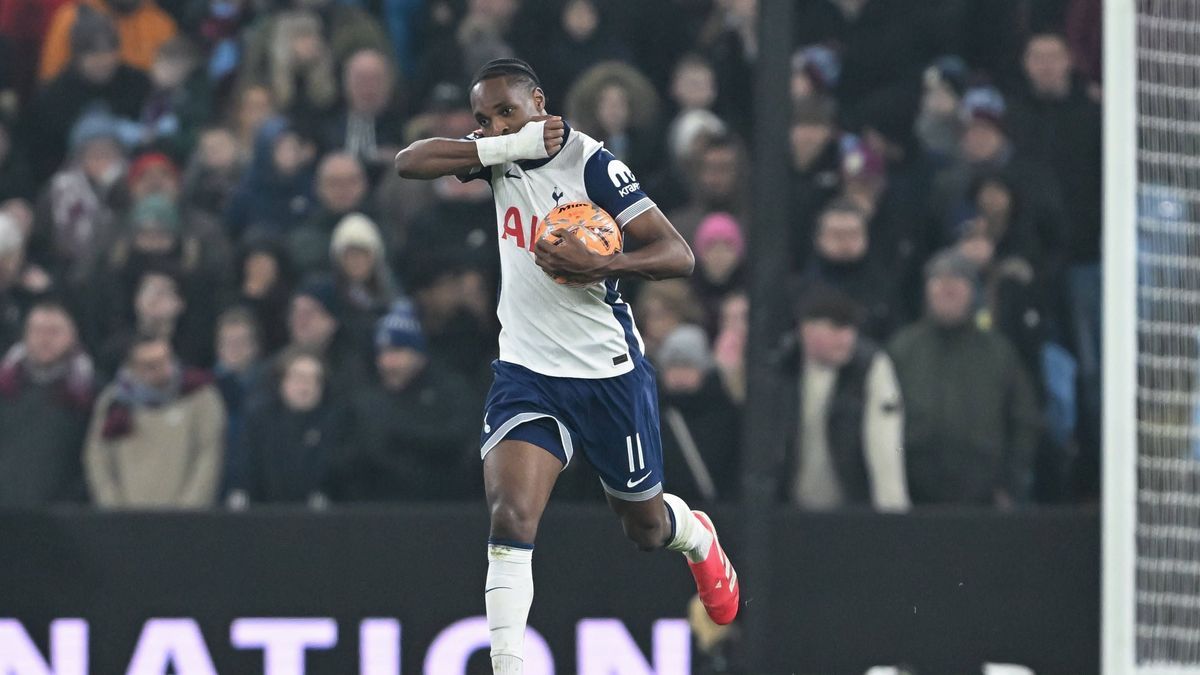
[0,0,1101,510]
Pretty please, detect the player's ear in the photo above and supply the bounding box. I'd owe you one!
[533,87,546,114]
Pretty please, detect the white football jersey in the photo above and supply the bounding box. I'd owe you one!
[461,125,654,379]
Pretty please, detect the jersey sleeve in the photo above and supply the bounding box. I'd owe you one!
[455,132,491,184]
[583,148,656,228]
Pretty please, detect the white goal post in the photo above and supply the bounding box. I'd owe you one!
[1105,1,1200,673]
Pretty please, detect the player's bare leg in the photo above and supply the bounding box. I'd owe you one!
[482,439,561,675]
[607,492,741,625]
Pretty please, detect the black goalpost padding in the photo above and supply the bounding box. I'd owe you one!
[742,1,795,669]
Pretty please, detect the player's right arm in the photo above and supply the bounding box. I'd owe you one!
[393,115,565,180]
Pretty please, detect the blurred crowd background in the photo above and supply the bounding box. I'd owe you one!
[0,0,1101,511]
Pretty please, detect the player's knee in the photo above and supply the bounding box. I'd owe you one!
[490,500,540,543]
[621,514,668,552]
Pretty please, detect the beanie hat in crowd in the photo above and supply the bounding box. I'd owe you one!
[0,212,21,257]
[375,299,427,354]
[295,276,341,318]
[130,195,182,234]
[129,152,180,186]
[924,248,979,284]
[924,55,969,98]
[70,5,120,57]
[68,110,122,153]
[792,44,841,93]
[658,324,713,372]
[667,109,727,165]
[961,86,1006,130]
[694,212,745,259]
[330,213,385,259]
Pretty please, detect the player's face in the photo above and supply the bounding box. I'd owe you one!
[470,78,546,138]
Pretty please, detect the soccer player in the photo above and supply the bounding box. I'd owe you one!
[395,59,739,674]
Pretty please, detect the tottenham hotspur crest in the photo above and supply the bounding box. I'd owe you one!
[552,187,564,206]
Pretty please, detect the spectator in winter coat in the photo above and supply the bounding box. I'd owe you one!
[887,250,1040,507]
[931,86,1068,287]
[323,48,406,181]
[788,97,842,268]
[689,212,745,337]
[39,0,177,82]
[330,213,398,350]
[655,324,740,505]
[795,197,900,342]
[345,300,477,501]
[224,117,317,240]
[137,35,210,159]
[535,0,630,101]
[91,197,219,373]
[0,301,95,506]
[28,5,151,183]
[275,276,369,394]
[84,332,225,508]
[565,61,662,177]
[212,306,262,499]
[232,238,295,355]
[669,134,749,244]
[237,10,337,130]
[776,289,909,512]
[288,152,371,275]
[181,126,245,231]
[229,346,348,505]
[30,111,131,285]
[1007,31,1103,486]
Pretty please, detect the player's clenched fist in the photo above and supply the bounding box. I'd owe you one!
[475,115,563,166]
[530,114,565,156]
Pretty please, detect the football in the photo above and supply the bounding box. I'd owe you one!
[535,202,623,284]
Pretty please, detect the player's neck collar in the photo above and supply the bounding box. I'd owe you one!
[516,121,571,171]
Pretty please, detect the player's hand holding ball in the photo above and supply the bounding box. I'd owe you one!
[534,202,622,286]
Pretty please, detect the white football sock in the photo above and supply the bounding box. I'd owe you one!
[486,542,534,674]
[663,493,713,563]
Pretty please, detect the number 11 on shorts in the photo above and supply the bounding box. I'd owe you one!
[625,434,645,473]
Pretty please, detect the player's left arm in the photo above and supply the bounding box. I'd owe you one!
[534,150,695,282]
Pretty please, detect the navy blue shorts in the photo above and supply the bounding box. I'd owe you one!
[480,359,665,501]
